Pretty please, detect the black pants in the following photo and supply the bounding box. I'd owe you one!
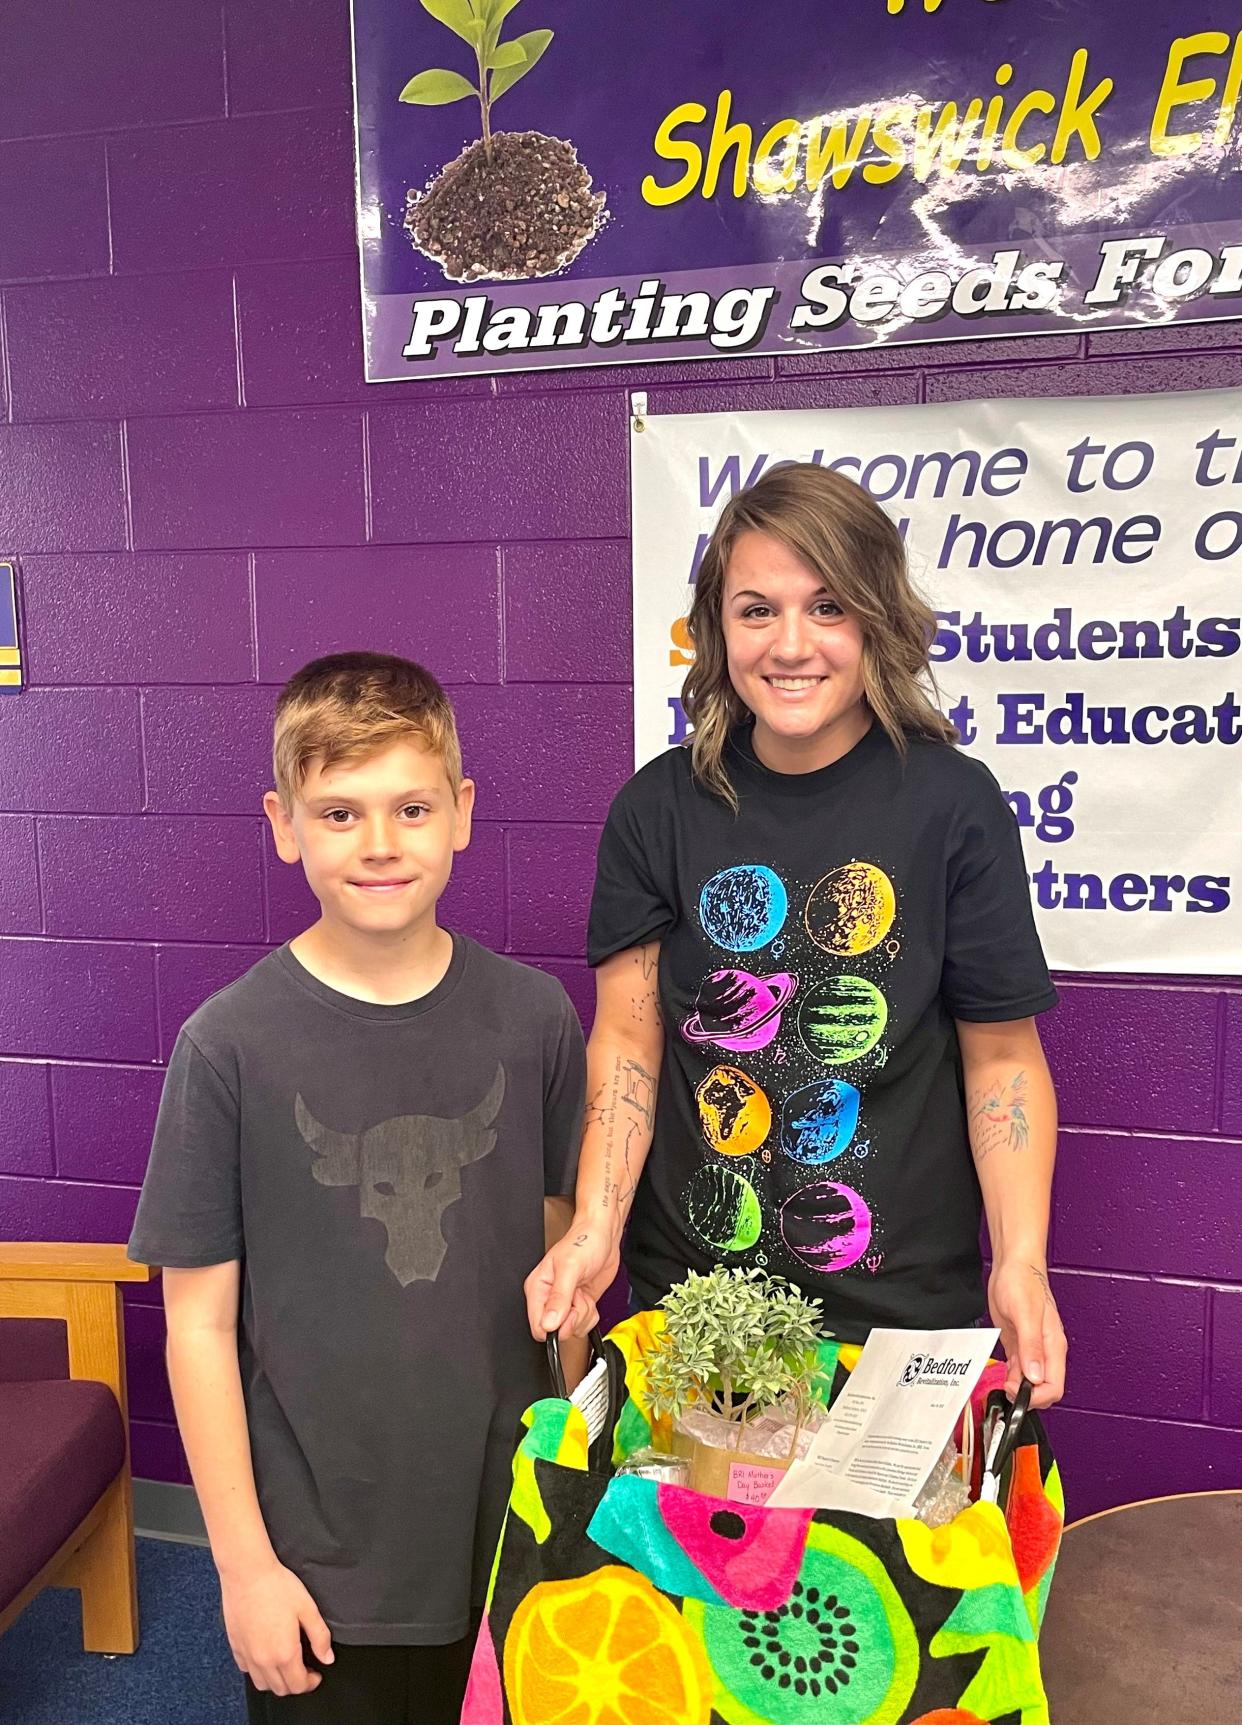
[244,1620,479,1725]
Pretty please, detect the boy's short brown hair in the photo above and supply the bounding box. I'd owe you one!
[272,652,463,806]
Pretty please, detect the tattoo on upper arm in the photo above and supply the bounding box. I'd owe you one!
[630,942,663,1028]
[968,1070,1030,1163]
[634,952,665,1028]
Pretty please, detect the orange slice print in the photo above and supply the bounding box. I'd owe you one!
[505,1565,713,1725]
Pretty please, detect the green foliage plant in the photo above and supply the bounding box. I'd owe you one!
[399,0,554,166]
[647,1266,825,1455]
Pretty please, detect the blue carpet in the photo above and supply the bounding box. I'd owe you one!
[0,1537,244,1725]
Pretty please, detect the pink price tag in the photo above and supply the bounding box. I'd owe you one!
[727,1463,785,1506]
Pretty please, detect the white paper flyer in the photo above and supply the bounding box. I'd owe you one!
[766,1327,998,1516]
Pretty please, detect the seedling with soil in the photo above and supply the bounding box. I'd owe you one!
[400,0,606,282]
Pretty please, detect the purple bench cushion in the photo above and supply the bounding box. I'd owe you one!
[0,1379,126,1612]
[0,1318,70,1383]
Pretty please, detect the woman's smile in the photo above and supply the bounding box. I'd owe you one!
[723,529,869,771]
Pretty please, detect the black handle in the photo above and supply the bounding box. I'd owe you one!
[545,1325,607,1399]
[986,1376,1034,1480]
[545,1326,627,1474]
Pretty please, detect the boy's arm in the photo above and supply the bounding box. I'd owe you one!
[526,942,664,1337]
[958,1016,1068,1409]
[164,1264,334,1697]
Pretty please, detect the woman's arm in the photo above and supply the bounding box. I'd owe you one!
[525,940,664,1337]
[957,1016,1067,1409]
[164,1264,334,1696]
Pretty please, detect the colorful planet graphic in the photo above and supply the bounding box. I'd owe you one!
[686,1164,763,1252]
[683,968,797,1054]
[696,1064,772,1157]
[805,862,896,956]
[798,975,887,1064]
[780,1078,860,1164]
[780,1179,872,1272]
[700,865,788,952]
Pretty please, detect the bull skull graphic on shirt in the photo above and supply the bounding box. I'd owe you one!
[293,1068,505,1285]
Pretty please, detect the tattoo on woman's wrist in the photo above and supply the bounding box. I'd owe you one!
[1029,1263,1054,1307]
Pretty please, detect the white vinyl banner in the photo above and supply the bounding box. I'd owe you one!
[630,390,1242,975]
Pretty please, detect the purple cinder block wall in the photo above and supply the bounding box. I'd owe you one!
[1,0,1240,1521]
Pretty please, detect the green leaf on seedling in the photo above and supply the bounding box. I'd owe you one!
[418,0,484,44]
[399,68,479,104]
[479,0,523,60]
[487,38,526,70]
[489,27,553,100]
[476,0,524,28]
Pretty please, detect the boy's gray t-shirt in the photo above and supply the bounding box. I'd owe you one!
[128,936,584,1645]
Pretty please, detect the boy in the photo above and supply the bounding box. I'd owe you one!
[128,653,590,1724]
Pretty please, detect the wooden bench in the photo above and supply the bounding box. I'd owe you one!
[0,1243,157,1654]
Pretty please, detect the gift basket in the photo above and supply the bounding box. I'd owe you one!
[464,1269,1062,1725]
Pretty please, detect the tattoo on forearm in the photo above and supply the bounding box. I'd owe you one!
[589,1051,657,1215]
[622,1059,656,1129]
[969,1070,1030,1163]
[584,1083,608,1132]
[593,1058,621,1211]
[617,1121,640,1208]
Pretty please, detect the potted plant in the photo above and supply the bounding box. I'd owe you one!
[647,1266,825,1500]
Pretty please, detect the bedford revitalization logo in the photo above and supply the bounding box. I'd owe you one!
[901,1353,972,1385]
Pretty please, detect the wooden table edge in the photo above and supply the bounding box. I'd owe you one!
[1064,1486,1242,1532]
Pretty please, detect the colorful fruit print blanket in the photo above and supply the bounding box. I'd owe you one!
[462,1313,1062,1725]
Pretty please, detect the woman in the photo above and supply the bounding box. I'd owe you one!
[527,462,1066,1408]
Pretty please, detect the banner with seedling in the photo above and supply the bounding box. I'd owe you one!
[352,0,1242,380]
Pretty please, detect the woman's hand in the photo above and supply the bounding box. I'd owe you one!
[525,1220,617,1340]
[988,1256,1067,1409]
[220,1557,334,1696]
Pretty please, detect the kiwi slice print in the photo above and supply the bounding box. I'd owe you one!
[686,1523,918,1724]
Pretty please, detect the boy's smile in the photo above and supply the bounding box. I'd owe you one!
[264,738,474,948]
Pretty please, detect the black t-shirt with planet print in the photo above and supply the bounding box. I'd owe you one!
[587,721,1057,1341]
